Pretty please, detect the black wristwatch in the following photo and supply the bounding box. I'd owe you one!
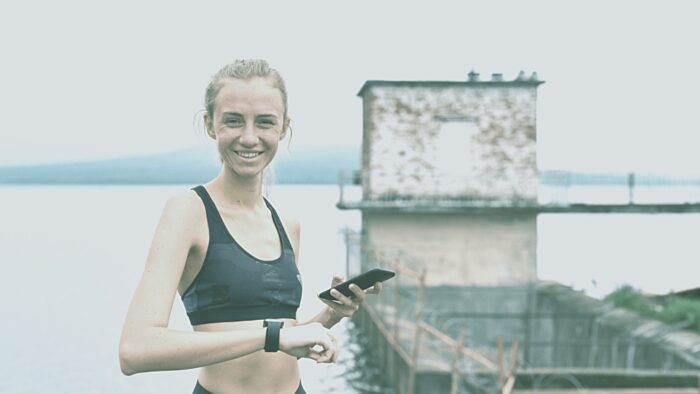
[263,319,284,352]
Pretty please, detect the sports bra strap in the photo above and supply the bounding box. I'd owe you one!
[263,197,294,252]
[191,185,230,244]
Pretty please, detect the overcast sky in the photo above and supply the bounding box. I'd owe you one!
[1,1,698,174]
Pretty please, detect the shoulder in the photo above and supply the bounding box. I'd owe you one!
[164,189,202,213]
[159,189,206,230]
[275,205,300,235]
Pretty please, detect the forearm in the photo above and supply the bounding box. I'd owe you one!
[119,326,265,375]
[302,306,343,329]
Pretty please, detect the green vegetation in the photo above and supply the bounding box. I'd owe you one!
[605,285,700,332]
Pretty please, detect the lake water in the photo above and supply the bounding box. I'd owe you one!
[0,184,698,393]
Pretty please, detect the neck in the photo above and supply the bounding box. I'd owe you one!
[209,166,266,210]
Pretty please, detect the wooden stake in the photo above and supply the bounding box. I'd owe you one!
[450,328,466,394]
[497,337,504,389]
[407,269,426,394]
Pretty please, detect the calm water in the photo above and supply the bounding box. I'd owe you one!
[1,184,699,393]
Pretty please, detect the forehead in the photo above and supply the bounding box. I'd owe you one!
[214,77,284,116]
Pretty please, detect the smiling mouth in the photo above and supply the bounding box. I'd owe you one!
[235,151,262,159]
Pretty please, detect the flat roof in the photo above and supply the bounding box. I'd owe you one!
[357,79,545,96]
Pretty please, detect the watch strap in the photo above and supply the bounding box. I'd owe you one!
[263,320,284,352]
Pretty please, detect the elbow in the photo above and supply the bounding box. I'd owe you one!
[119,340,140,376]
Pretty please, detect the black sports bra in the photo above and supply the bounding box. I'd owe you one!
[180,186,302,325]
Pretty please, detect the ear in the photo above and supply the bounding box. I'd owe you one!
[204,113,216,139]
[279,117,290,140]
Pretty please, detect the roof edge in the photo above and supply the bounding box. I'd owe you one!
[357,79,546,97]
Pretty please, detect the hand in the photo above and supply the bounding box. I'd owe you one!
[278,322,339,363]
[320,275,383,319]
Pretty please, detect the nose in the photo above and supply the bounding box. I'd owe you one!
[239,123,259,146]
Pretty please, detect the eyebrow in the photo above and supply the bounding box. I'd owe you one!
[220,112,278,119]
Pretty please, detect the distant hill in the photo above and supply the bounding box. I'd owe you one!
[0,145,361,185]
[3,148,696,186]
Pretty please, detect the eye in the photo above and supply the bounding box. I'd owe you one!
[257,118,276,129]
[224,118,243,127]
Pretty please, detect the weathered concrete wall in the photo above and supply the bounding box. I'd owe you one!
[361,83,539,202]
[361,210,537,286]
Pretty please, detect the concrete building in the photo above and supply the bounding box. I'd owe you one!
[340,71,544,286]
[338,71,700,393]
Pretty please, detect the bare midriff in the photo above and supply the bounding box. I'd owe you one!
[193,318,300,393]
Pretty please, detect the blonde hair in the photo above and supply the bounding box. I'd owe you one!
[204,59,288,121]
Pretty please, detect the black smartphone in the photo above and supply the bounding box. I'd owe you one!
[318,268,396,301]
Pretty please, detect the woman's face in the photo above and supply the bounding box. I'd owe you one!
[206,77,287,179]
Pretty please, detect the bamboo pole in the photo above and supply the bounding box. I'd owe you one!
[394,260,401,344]
[417,321,497,370]
[407,268,427,394]
[502,341,520,394]
[508,341,520,375]
[392,259,401,390]
[450,328,466,394]
[363,301,411,364]
[502,375,516,394]
[497,337,505,389]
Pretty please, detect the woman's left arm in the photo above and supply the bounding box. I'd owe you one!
[309,276,382,329]
[280,209,381,329]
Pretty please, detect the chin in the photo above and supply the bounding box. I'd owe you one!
[223,163,266,179]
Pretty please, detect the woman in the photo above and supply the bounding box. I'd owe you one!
[119,59,381,394]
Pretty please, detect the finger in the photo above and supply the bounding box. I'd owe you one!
[321,299,354,315]
[307,349,322,362]
[309,351,330,364]
[330,288,354,306]
[331,275,344,286]
[307,343,329,363]
[314,347,331,363]
[317,338,336,363]
[320,298,345,310]
[367,282,382,294]
[348,283,366,301]
[320,298,356,318]
[325,344,338,363]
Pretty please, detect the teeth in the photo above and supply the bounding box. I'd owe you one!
[236,151,261,158]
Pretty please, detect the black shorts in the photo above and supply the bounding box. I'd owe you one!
[193,380,306,394]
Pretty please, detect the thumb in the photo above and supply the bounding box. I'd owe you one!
[331,275,344,286]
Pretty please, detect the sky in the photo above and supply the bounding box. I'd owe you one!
[1,1,698,175]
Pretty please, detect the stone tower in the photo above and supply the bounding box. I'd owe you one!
[342,71,544,286]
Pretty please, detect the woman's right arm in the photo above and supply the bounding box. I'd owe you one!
[118,194,337,375]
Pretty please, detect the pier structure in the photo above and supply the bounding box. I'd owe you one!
[338,71,700,393]
[345,234,700,393]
